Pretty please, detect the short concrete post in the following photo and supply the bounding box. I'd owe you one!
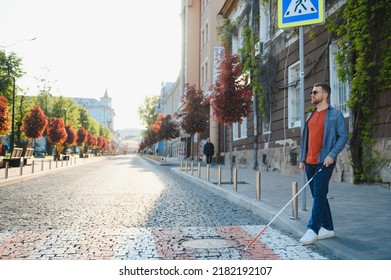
[198,162,201,178]
[218,166,222,186]
[5,162,9,179]
[233,168,238,192]
[256,171,261,201]
[291,181,299,219]
[19,160,24,176]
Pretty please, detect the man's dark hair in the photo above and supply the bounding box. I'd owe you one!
[314,83,331,96]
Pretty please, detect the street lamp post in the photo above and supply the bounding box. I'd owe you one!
[63,108,67,125]
[1,71,16,155]
[9,74,15,155]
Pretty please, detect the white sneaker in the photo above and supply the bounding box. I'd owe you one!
[299,229,318,245]
[318,227,335,240]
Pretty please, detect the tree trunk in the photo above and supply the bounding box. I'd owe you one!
[229,123,234,184]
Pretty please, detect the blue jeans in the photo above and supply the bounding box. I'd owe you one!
[305,163,335,234]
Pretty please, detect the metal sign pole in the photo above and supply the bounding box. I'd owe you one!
[299,26,307,211]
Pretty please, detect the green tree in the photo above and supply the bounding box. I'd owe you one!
[138,95,159,131]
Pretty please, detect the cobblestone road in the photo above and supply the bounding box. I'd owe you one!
[0,155,336,260]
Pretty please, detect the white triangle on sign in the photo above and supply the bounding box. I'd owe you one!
[284,0,317,18]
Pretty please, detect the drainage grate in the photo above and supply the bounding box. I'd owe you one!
[181,238,235,249]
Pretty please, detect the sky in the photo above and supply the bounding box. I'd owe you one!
[0,0,182,130]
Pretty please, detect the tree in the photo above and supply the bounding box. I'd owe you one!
[0,96,10,136]
[149,113,180,156]
[21,105,48,140]
[138,95,159,131]
[46,117,67,157]
[65,124,77,146]
[86,132,97,150]
[0,96,11,155]
[0,51,24,101]
[159,114,180,141]
[177,84,210,158]
[178,84,209,133]
[76,127,88,146]
[211,47,253,181]
[211,48,253,124]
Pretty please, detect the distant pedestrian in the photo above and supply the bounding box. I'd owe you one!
[203,138,215,164]
[299,83,348,245]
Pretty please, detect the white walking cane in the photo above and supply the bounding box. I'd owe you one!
[244,166,324,251]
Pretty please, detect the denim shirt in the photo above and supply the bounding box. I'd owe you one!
[300,105,348,164]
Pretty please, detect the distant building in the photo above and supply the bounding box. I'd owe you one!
[74,89,115,131]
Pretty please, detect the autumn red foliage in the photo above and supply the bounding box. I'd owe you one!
[46,117,67,145]
[151,113,180,141]
[21,105,48,140]
[211,48,253,125]
[177,84,209,135]
[159,114,180,140]
[86,132,97,148]
[76,127,88,146]
[0,96,11,136]
[65,124,78,146]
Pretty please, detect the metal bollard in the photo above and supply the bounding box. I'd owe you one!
[218,166,222,186]
[19,160,24,176]
[291,181,299,219]
[49,159,51,170]
[56,159,58,168]
[32,160,35,173]
[198,162,201,178]
[191,161,194,175]
[180,160,183,171]
[5,162,9,179]
[256,171,261,201]
[233,168,238,192]
[206,164,210,182]
[61,159,64,167]
[185,160,188,172]
[41,160,44,171]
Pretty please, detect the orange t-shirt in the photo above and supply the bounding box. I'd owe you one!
[306,109,327,164]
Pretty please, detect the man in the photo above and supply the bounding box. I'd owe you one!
[299,83,348,245]
[203,138,215,164]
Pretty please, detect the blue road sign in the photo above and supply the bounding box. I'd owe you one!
[278,0,324,28]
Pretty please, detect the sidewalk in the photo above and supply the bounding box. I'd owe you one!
[149,155,391,260]
[0,156,102,188]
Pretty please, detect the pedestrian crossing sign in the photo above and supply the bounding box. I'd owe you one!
[278,0,324,28]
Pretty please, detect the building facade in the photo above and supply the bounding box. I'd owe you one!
[159,0,390,183]
[74,89,115,132]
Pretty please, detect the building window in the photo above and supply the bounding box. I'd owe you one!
[260,0,271,42]
[233,117,248,140]
[201,59,209,86]
[288,61,301,128]
[329,39,350,117]
[201,22,209,48]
